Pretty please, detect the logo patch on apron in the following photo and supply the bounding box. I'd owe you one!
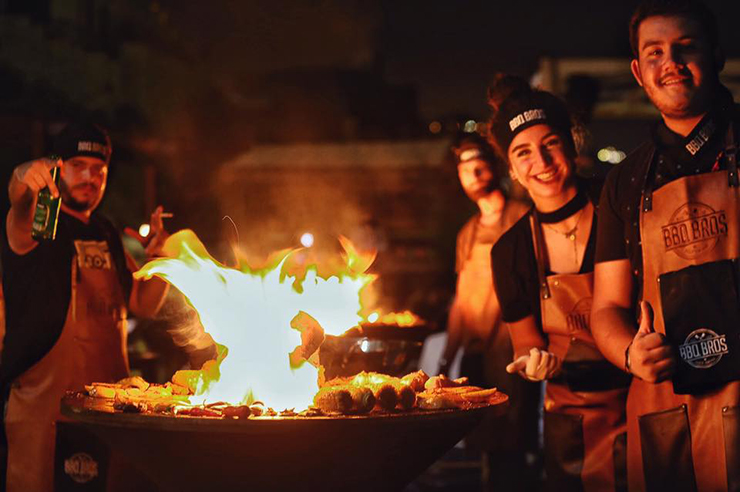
[74,240,112,270]
[661,202,727,259]
[678,328,729,369]
[64,452,99,483]
[566,297,592,333]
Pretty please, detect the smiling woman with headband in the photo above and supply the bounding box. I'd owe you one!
[487,73,630,491]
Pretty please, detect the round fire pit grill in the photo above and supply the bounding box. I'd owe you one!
[61,394,507,492]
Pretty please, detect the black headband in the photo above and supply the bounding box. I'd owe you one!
[491,91,574,158]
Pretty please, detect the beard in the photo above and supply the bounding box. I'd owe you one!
[60,180,99,212]
[643,75,718,121]
[464,180,497,202]
[646,87,703,119]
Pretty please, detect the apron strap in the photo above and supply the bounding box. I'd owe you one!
[643,121,740,210]
[463,220,479,264]
[726,121,738,187]
[71,257,78,322]
[640,148,658,213]
[529,212,551,300]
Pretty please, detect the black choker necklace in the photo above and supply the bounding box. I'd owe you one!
[536,190,588,224]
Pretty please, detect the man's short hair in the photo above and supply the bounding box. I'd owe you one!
[629,0,719,57]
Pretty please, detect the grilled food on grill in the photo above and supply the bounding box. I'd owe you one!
[323,371,416,411]
[397,385,416,410]
[417,387,499,410]
[401,370,429,392]
[78,368,500,418]
[373,384,398,411]
[423,374,469,390]
[348,386,376,413]
[313,387,354,414]
[117,376,149,391]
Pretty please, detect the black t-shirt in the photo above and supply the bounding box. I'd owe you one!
[1,211,132,386]
[491,180,601,326]
[595,101,739,284]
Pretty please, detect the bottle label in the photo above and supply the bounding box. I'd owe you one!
[31,161,61,240]
[33,202,50,232]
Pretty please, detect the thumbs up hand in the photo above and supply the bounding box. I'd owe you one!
[627,301,676,383]
[637,299,655,336]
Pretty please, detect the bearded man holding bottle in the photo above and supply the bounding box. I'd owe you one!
[1,121,170,492]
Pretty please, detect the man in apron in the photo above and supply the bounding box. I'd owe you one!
[591,1,740,490]
[1,122,170,492]
[441,133,541,491]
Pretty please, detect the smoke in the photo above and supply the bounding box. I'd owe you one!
[157,290,216,354]
[214,165,387,263]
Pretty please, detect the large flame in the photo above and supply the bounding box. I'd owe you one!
[134,230,376,411]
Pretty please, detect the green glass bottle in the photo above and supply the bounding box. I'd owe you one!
[31,159,62,241]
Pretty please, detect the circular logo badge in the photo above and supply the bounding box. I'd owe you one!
[678,328,729,369]
[662,202,727,260]
[63,452,99,484]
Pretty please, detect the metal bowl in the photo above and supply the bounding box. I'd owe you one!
[60,395,508,492]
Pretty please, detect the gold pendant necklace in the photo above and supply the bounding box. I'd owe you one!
[544,208,583,240]
[544,208,584,265]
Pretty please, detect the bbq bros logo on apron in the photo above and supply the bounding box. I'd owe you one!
[63,452,99,484]
[74,240,112,270]
[566,297,591,333]
[678,328,729,369]
[661,202,727,259]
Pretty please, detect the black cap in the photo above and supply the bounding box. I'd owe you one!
[53,122,112,162]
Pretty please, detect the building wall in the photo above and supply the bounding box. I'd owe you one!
[215,150,470,326]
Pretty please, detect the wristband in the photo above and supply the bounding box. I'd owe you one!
[624,340,633,374]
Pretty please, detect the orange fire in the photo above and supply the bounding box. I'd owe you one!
[134,230,420,411]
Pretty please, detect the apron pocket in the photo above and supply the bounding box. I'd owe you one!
[638,404,697,492]
[659,259,740,395]
[543,410,584,492]
[723,406,740,492]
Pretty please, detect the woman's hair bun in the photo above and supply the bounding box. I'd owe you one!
[487,73,532,114]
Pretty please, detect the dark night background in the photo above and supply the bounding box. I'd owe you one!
[3,2,740,489]
[1,0,740,328]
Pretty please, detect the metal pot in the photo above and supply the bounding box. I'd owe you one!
[348,323,432,341]
[319,335,423,380]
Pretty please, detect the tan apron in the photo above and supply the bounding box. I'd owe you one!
[456,209,541,458]
[531,213,629,492]
[630,129,740,492]
[456,222,504,349]
[5,238,129,492]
